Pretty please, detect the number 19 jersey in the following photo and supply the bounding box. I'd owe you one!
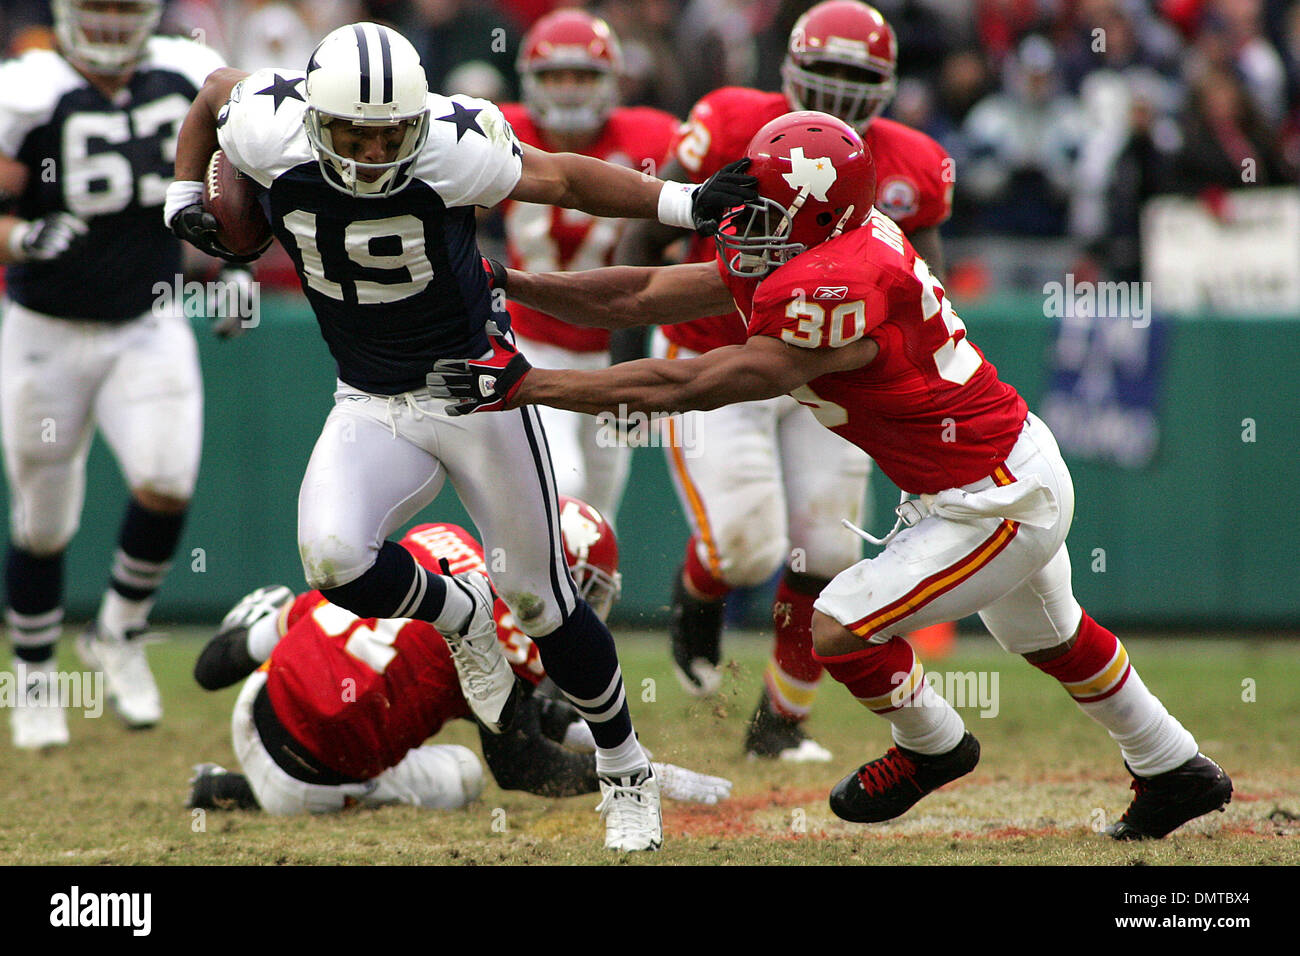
[217,69,526,394]
[723,208,1027,495]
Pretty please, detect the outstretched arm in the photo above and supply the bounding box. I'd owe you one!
[517,333,877,416]
[505,261,733,329]
[511,147,754,235]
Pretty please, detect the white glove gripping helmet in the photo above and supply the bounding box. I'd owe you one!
[304,22,431,198]
[53,0,162,75]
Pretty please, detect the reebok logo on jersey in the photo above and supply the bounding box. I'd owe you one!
[783,147,837,201]
[814,286,849,300]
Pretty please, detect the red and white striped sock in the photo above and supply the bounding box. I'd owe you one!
[764,576,823,719]
[1031,611,1197,775]
[817,635,965,755]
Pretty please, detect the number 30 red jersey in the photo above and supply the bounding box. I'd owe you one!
[668,86,952,354]
[261,524,543,781]
[500,104,678,352]
[721,208,1027,495]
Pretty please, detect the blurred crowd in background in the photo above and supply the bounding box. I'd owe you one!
[3,0,1296,286]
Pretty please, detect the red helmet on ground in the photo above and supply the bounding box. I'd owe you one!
[782,1,897,128]
[557,496,621,622]
[716,111,876,277]
[518,9,623,134]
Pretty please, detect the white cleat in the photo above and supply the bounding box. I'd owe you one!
[76,624,162,729]
[442,571,519,734]
[9,658,69,750]
[776,738,834,763]
[597,765,663,852]
[673,659,723,698]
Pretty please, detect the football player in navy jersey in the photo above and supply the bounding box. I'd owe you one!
[0,0,236,749]
[165,21,752,851]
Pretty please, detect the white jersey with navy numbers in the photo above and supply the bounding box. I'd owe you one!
[0,37,225,321]
[218,68,525,394]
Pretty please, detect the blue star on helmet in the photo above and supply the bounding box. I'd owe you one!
[782,147,837,201]
[256,73,305,111]
[436,101,484,142]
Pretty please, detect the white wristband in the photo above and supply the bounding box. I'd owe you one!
[163,179,205,229]
[7,219,30,260]
[657,180,698,229]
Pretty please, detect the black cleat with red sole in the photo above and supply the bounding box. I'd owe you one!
[830,732,980,823]
[1105,753,1232,840]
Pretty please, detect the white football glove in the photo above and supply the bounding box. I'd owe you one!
[651,762,733,805]
[207,265,257,339]
[219,584,293,635]
[8,212,90,262]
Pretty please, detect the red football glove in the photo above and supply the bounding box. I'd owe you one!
[427,320,532,416]
[481,254,507,291]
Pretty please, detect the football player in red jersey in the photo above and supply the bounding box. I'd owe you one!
[618,1,954,761]
[499,10,678,522]
[428,113,1233,841]
[188,498,730,817]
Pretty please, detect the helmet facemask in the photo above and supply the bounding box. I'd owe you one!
[782,59,895,129]
[522,68,618,135]
[571,560,622,623]
[305,110,430,198]
[716,192,814,278]
[54,0,161,75]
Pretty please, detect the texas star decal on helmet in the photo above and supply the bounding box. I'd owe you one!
[781,1,898,129]
[518,9,623,135]
[716,110,876,277]
[303,22,431,198]
[782,147,839,201]
[53,0,162,75]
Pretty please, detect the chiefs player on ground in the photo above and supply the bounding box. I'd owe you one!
[618,0,953,762]
[188,498,730,818]
[428,113,1232,841]
[498,10,678,522]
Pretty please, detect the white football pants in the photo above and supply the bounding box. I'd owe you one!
[514,336,630,524]
[230,672,484,815]
[652,329,871,587]
[296,380,582,636]
[0,299,202,554]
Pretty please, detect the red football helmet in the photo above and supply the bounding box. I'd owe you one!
[716,111,876,277]
[518,10,623,135]
[557,496,621,622]
[782,1,898,128]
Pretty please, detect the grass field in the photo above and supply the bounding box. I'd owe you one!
[3,628,1298,867]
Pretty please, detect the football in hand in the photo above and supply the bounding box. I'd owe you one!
[202,149,272,258]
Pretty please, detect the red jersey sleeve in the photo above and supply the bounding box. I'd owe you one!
[867,117,953,234]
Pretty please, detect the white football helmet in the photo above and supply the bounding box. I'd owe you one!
[304,22,431,198]
[53,0,162,75]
